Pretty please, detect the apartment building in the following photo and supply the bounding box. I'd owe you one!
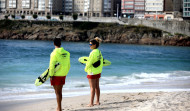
[134,0,145,18]
[87,0,113,17]
[121,0,145,18]
[5,0,62,16]
[183,0,190,18]
[71,0,113,17]
[121,0,135,18]
[2,0,117,17]
[145,0,164,20]
[164,0,183,19]
[73,0,88,16]
[63,0,73,15]
[103,0,113,17]
[0,0,6,13]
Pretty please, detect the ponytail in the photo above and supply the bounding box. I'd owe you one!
[90,37,102,48]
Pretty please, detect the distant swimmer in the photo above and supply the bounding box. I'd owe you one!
[49,38,70,111]
[84,37,103,107]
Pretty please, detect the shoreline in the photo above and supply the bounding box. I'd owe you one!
[1,88,190,102]
[1,73,190,102]
[1,91,190,111]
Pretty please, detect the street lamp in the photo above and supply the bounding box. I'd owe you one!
[88,8,89,22]
[51,0,52,16]
[117,4,119,19]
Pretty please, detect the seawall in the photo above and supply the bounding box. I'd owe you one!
[0,20,190,46]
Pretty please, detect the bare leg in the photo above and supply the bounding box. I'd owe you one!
[87,79,96,107]
[95,78,100,105]
[53,85,63,111]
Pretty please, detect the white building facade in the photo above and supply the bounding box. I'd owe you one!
[145,0,164,20]
[0,0,6,13]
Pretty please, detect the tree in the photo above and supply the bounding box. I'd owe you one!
[73,13,78,20]
[46,15,51,20]
[21,15,25,19]
[59,15,63,21]
[33,14,38,20]
[11,15,15,20]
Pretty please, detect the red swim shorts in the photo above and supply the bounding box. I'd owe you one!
[87,73,101,79]
[50,76,66,86]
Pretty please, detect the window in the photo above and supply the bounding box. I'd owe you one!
[124,5,133,8]
[125,1,134,4]
[135,7,144,10]
[184,3,190,7]
[34,0,38,8]
[135,2,144,5]
[22,0,30,9]
[38,0,46,11]
[184,12,190,16]
[8,0,17,8]
[184,0,190,2]
[0,0,6,9]
[184,8,190,11]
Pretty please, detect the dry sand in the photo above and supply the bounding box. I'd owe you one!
[0,91,190,111]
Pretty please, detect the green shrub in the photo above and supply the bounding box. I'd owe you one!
[46,15,51,20]
[73,13,78,20]
[4,15,9,19]
[11,15,15,19]
[33,14,38,19]
[59,15,63,21]
[21,15,25,19]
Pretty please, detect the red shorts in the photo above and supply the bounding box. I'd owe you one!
[50,76,66,86]
[87,73,101,79]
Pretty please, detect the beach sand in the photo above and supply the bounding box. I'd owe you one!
[0,91,190,111]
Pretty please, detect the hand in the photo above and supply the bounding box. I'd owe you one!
[50,77,53,81]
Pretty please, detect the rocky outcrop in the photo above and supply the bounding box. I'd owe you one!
[0,20,190,46]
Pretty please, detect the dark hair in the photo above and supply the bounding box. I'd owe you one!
[90,37,102,48]
[54,38,61,47]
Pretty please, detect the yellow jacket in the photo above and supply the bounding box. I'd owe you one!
[85,49,103,75]
[49,47,70,77]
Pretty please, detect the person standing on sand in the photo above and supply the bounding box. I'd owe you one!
[49,38,70,111]
[85,37,104,107]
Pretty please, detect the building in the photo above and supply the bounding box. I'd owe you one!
[0,0,6,13]
[5,0,62,16]
[71,0,114,17]
[72,0,89,16]
[134,0,145,19]
[121,0,145,18]
[2,0,117,17]
[103,0,113,17]
[88,0,113,17]
[63,0,73,15]
[88,0,103,17]
[121,0,135,18]
[164,0,183,19]
[183,0,190,18]
[145,0,164,20]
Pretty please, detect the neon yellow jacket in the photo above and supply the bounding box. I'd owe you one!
[85,49,103,75]
[49,47,70,77]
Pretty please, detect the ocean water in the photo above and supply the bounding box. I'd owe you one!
[0,40,190,101]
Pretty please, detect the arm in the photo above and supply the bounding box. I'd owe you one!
[49,53,56,77]
[85,52,94,72]
[68,53,71,70]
